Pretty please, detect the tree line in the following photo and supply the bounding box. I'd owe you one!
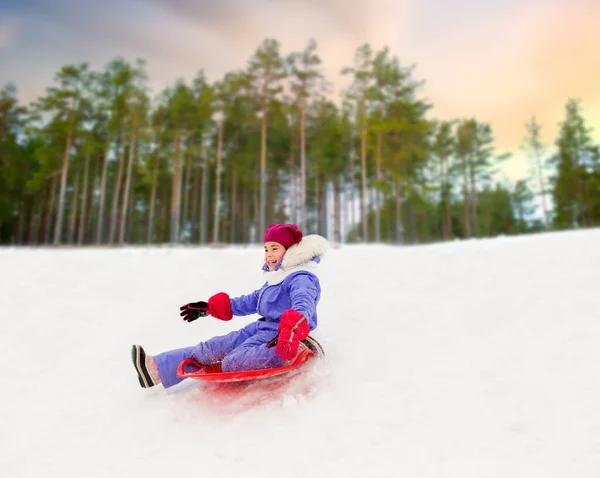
[1,38,598,246]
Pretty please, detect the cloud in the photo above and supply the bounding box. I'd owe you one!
[142,0,413,57]
[145,0,385,38]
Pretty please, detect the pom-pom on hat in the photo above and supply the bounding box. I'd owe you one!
[263,223,303,250]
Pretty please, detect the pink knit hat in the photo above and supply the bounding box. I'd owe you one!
[263,223,303,250]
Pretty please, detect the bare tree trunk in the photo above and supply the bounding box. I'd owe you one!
[247,187,253,243]
[199,150,209,245]
[213,120,224,243]
[534,151,550,230]
[585,180,594,227]
[289,121,297,224]
[170,134,183,243]
[45,173,58,244]
[360,96,368,242]
[469,159,479,237]
[230,167,237,243]
[159,189,168,243]
[369,186,376,235]
[395,178,404,244]
[190,149,201,243]
[462,184,470,238]
[96,137,112,244]
[349,137,356,242]
[146,153,160,244]
[485,189,492,236]
[339,185,345,244]
[77,151,90,245]
[53,124,74,245]
[259,96,268,236]
[27,193,39,245]
[181,142,193,242]
[300,97,307,231]
[68,163,80,245]
[574,153,585,228]
[321,182,328,236]
[16,195,26,244]
[375,127,383,242]
[126,172,136,243]
[444,188,453,240]
[119,125,137,244]
[333,179,341,244]
[241,188,248,243]
[89,153,101,243]
[37,186,48,245]
[267,172,277,226]
[109,132,127,244]
[30,195,43,245]
[407,206,415,244]
[461,155,471,238]
[314,167,320,233]
[439,156,448,240]
[253,184,259,243]
[442,157,453,240]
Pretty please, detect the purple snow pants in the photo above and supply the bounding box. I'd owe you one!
[153,319,284,388]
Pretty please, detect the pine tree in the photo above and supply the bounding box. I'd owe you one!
[31,64,92,245]
[552,99,594,229]
[247,39,286,235]
[288,38,324,231]
[342,44,374,242]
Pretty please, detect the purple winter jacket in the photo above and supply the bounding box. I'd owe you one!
[229,234,329,330]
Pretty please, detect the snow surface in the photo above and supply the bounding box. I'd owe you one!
[1,229,600,478]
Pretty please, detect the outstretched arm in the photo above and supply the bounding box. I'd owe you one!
[230,288,260,317]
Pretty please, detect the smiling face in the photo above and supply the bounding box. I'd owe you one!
[264,241,286,271]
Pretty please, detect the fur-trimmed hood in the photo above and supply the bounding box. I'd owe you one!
[262,234,329,285]
[281,234,329,269]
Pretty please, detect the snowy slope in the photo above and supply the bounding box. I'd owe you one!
[1,229,600,478]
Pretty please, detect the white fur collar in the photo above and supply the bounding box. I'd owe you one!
[263,234,329,285]
[281,234,329,269]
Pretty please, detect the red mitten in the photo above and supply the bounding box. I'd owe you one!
[207,292,233,321]
[275,309,310,360]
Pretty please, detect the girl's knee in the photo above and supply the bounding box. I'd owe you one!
[221,348,283,373]
[221,351,247,373]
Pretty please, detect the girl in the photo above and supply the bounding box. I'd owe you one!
[131,223,328,389]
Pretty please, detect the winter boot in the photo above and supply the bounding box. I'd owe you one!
[131,344,162,388]
[302,335,325,359]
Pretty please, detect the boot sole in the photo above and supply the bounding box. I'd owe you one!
[131,345,155,388]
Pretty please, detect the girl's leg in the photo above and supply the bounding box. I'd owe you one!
[152,346,196,389]
[189,322,256,365]
[153,322,258,388]
[221,329,285,372]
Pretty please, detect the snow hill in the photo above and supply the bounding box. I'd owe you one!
[1,229,599,478]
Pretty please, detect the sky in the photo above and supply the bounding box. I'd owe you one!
[2,228,600,476]
[1,0,600,182]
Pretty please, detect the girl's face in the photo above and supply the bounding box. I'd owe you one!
[264,241,286,271]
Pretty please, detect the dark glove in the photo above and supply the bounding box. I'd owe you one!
[179,301,208,322]
[179,292,233,322]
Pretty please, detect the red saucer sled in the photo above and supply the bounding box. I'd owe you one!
[176,335,325,383]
